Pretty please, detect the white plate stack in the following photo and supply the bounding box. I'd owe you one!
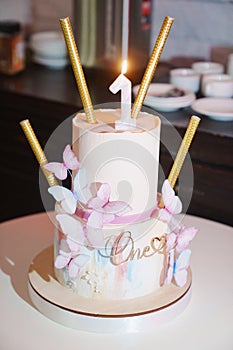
[30,31,68,69]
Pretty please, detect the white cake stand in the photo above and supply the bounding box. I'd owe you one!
[28,246,192,333]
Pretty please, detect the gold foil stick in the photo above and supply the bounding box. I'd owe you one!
[131,16,174,119]
[167,115,200,189]
[20,119,58,187]
[60,17,96,124]
[159,115,200,208]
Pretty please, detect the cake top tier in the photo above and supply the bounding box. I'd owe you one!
[72,109,161,216]
[73,109,160,134]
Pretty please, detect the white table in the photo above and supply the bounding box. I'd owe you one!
[0,212,233,350]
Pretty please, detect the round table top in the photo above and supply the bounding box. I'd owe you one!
[0,212,233,350]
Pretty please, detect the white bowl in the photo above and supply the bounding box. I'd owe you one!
[33,54,68,69]
[30,31,67,58]
[170,68,200,93]
[191,61,224,75]
[133,84,196,112]
[201,74,233,98]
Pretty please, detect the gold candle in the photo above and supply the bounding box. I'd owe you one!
[131,16,174,119]
[20,119,58,187]
[168,115,201,189]
[60,17,96,124]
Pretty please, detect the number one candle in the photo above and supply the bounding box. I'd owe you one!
[109,71,134,129]
[109,0,135,130]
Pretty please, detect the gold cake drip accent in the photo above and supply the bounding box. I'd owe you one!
[60,17,96,124]
[20,119,58,187]
[131,16,174,119]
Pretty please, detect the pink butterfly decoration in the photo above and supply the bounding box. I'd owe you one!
[166,232,177,253]
[166,249,191,287]
[159,180,182,225]
[55,239,90,279]
[44,144,79,180]
[166,225,198,253]
[86,183,131,229]
[175,226,198,253]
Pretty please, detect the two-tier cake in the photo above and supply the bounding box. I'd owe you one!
[43,109,197,302]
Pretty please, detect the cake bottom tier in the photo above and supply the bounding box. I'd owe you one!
[28,246,192,333]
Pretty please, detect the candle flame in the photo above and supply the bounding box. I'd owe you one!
[121,60,128,75]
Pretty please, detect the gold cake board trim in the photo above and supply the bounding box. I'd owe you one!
[28,246,192,332]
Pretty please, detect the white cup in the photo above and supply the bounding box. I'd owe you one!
[192,61,224,75]
[169,68,200,93]
[202,73,233,98]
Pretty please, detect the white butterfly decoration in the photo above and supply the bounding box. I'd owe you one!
[86,183,131,229]
[166,225,198,254]
[48,185,77,214]
[48,168,90,214]
[166,249,191,287]
[44,144,79,180]
[56,213,104,250]
[56,213,85,248]
[159,180,182,228]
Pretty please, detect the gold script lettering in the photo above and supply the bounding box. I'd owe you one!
[151,236,166,253]
[98,231,166,266]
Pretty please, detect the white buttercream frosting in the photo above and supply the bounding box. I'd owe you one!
[54,203,168,300]
[72,109,161,215]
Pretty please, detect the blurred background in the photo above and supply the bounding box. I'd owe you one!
[0,0,232,65]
